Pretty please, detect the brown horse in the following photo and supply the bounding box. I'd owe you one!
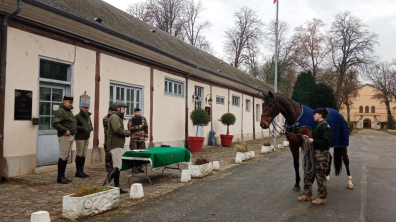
[260,91,353,191]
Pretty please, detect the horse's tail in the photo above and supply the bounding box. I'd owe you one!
[334,147,342,176]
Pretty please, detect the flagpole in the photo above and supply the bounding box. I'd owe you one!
[273,0,279,149]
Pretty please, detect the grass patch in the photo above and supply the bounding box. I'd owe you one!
[378,129,396,135]
[72,185,110,197]
[194,156,210,165]
[351,128,359,135]
[234,142,249,152]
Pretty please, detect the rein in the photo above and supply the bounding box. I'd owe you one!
[301,139,315,180]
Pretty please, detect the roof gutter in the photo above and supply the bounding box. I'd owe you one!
[22,0,270,93]
[0,0,22,181]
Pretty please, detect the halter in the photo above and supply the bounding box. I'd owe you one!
[261,98,279,125]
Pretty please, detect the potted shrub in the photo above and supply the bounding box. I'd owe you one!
[63,185,119,220]
[261,142,272,154]
[188,108,210,152]
[188,156,213,178]
[219,113,236,147]
[234,142,255,163]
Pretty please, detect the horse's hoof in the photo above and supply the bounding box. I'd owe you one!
[347,184,354,190]
[292,186,300,192]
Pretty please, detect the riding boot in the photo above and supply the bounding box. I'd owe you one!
[75,156,86,178]
[57,158,71,184]
[103,167,119,186]
[61,159,72,183]
[114,171,128,194]
[80,157,90,177]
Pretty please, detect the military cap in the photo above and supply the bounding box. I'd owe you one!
[313,107,325,114]
[63,95,74,101]
[108,107,113,111]
[112,101,127,110]
[134,107,141,112]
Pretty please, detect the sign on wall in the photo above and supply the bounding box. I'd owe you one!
[80,91,90,108]
[14,89,33,120]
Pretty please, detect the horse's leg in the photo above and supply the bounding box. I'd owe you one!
[325,152,332,181]
[290,144,300,192]
[341,147,354,189]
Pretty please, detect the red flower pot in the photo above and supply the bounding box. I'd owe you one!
[188,136,205,152]
[220,134,234,147]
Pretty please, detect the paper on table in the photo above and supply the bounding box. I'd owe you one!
[132,149,148,152]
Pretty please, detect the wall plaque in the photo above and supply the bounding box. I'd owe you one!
[14,89,32,120]
[80,91,90,108]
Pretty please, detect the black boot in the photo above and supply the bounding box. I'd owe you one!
[80,156,90,177]
[62,159,72,183]
[57,158,71,184]
[75,156,86,178]
[103,167,119,186]
[114,171,128,194]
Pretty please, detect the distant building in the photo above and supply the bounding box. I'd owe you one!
[339,85,396,129]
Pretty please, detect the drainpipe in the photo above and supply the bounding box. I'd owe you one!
[0,0,23,181]
[253,97,255,140]
[185,66,198,148]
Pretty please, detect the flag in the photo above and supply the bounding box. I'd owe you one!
[273,0,277,3]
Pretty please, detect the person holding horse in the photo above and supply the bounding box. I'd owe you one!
[299,108,333,205]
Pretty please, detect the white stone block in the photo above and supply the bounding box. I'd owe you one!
[188,162,213,178]
[130,183,144,199]
[180,170,191,182]
[271,145,275,151]
[235,151,255,163]
[212,161,220,171]
[277,144,283,149]
[63,187,119,220]
[261,146,271,154]
[283,141,289,147]
[31,211,50,222]
[235,155,242,163]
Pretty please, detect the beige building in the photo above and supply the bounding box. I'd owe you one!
[339,84,396,129]
[0,0,282,177]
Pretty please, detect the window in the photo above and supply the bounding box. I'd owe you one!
[232,95,240,106]
[246,100,251,112]
[109,81,143,117]
[256,104,260,122]
[40,59,71,82]
[365,106,369,113]
[359,106,363,113]
[165,78,184,97]
[371,106,375,113]
[216,96,225,105]
[194,86,203,109]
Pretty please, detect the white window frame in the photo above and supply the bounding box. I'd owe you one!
[216,96,225,105]
[194,86,203,109]
[256,104,260,122]
[232,95,240,107]
[246,99,251,112]
[109,80,144,117]
[165,77,184,97]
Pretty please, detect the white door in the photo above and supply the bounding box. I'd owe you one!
[36,84,66,166]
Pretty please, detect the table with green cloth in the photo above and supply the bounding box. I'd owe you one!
[121,147,191,184]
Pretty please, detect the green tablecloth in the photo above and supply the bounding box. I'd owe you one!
[121,147,191,171]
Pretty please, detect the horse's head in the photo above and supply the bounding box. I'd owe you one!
[260,91,280,129]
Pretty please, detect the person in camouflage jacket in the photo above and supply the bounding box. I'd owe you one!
[299,108,334,205]
[127,107,148,173]
[103,107,113,172]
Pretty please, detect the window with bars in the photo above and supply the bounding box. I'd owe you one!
[165,78,184,97]
[232,95,240,106]
[109,82,143,117]
[246,99,251,112]
[256,104,260,122]
[194,86,203,109]
[216,96,225,105]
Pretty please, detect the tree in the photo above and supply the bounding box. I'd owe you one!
[292,18,328,78]
[364,62,396,129]
[327,11,378,109]
[223,6,264,68]
[312,83,337,109]
[291,71,316,107]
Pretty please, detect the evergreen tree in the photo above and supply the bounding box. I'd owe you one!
[291,71,316,107]
[312,83,337,109]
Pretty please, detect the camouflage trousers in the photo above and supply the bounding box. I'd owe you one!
[104,136,113,172]
[130,141,146,170]
[303,150,329,199]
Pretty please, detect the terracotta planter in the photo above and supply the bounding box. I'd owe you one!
[220,134,234,147]
[187,136,205,152]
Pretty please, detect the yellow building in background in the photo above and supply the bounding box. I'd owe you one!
[339,85,396,129]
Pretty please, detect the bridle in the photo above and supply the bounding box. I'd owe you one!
[261,98,279,126]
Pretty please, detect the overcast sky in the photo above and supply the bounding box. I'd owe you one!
[103,0,396,62]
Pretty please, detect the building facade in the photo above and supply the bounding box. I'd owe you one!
[339,84,396,129]
[0,0,282,177]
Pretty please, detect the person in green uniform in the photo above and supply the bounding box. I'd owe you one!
[127,107,148,173]
[52,95,77,184]
[103,101,131,194]
[299,107,333,205]
[74,103,93,178]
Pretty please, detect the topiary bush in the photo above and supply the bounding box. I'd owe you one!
[347,121,354,134]
[219,113,236,135]
[190,108,210,136]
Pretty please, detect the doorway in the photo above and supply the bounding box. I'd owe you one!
[363,119,372,129]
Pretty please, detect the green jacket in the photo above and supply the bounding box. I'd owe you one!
[312,120,334,150]
[107,111,130,150]
[75,110,93,140]
[52,104,77,137]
